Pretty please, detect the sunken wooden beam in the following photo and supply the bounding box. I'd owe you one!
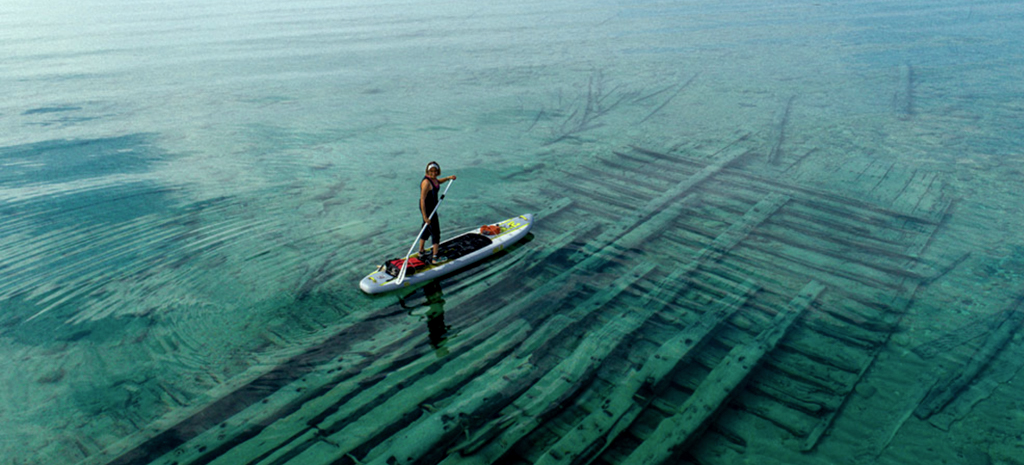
[909,176,954,225]
[628,142,947,228]
[869,301,1024,456]
[767,95,795,165]
[730,238,907,294]
[917,251,970,287]
[533,281,759,465]
[151,332,417,465]
[544,71,640,145]
[800,343,884,451]
[761,209,920,266]
[912,308,1008,359]
[537,196,576,219]
[751,226,928,281]
[569,136,752,262]
[358,264,662,465]
[549,177,645,213]
[901,195,954,270]
[798,307,890,349]
[265,321,531,465]
[748,369,842,414]
[621,280,826,465]
[715,169,942,227]
[915,302,1024,419]
[447,194,789,464]
[577,163,665,199]
[628,145,704,168]
[581,161,670,196]
[764,346,857,395]
[196,321,527,465]
[91,300,432,465]
[441,262,674,464]
[893,63,914,120]
[928,337,1024,431]
[638,73,699,124]
[713,323,866,386]
[732,389,820,437]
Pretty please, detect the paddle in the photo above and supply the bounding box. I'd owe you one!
[396,179,454,285]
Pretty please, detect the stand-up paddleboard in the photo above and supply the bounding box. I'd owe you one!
[359,213,534,294]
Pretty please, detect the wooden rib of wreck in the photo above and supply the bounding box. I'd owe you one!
[915,300,1024,419]
[767,95,795,165]
[621,281,825,465]
[893,63,914,120]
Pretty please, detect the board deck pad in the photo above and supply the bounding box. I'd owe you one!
[390,233,494,276]
[360,214,534,294]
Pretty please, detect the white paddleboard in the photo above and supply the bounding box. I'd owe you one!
[359,213,534,294]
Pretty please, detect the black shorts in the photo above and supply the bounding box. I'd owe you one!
[420,216,440,244]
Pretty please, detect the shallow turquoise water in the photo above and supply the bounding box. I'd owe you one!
[3,0,1024,464]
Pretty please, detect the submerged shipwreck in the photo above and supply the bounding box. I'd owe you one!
[82,86,1017,465]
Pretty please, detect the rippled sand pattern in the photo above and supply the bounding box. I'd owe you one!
[2,0,1024,464]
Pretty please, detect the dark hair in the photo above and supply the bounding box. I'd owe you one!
[425,161,441,173]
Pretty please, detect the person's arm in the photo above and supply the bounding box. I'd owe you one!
[420,179,431,222]
[439,175,457,183]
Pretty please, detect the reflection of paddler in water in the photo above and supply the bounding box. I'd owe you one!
[399,281,454,356]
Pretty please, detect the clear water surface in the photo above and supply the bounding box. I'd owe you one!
[2,0,1024,464]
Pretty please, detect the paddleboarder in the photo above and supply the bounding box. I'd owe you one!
[419,161,456,265]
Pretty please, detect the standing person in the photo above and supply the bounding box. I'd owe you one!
[419,161,455,265]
